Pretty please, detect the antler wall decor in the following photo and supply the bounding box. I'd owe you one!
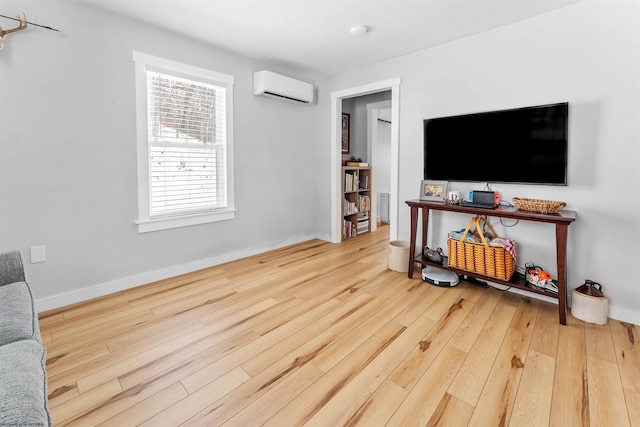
[0,13,60,50]
[0,14,27,50]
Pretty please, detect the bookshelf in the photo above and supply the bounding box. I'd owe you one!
[342,166,372,240]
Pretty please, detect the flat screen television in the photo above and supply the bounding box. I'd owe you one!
[423,102,568,185]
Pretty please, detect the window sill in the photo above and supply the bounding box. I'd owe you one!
[137,209,236,233]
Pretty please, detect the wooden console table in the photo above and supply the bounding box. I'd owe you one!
[406,199,576,324]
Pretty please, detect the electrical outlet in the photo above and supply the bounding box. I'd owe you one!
[30,245,46,264]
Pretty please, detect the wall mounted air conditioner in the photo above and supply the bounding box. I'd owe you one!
[253,70,314,105]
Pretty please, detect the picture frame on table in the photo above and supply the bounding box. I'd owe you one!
[419,180,448,202]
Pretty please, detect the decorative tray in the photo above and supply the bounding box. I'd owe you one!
[513,197,565,214]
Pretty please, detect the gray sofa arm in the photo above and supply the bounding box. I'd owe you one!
[0,251,26,287]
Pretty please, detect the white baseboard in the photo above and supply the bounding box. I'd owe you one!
[35,233,317,313]
[608,306,640,325]
[314,232,334,243]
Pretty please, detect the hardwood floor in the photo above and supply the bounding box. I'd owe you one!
[40,225,640,426]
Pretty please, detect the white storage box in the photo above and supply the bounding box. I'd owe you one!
[571,288,608,325]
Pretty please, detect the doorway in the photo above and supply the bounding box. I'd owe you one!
[367,100,392,229]
[329,78,401,243]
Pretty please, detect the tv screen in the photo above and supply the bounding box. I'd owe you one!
[423,102,568,185]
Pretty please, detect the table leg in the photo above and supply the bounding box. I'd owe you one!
[422,208,430,260]
[556,223,569,325]
[408,206,418,278]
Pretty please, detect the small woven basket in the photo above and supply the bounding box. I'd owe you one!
[513,198,565,214]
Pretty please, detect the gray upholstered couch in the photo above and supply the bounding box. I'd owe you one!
[0,250,51,426]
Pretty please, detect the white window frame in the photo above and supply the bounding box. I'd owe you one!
[133,51,235,233]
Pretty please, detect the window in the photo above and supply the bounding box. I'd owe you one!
[133,52,235,232]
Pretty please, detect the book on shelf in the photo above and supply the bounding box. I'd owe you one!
[346,162,369,167]
[343,219,357,239]
[344,199,358,215]
[344,171,358,192]
[358,195,371,212]
[359,175,369,190]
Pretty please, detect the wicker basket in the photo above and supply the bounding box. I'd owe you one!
[447,216,515,281]
[513,197,565,214]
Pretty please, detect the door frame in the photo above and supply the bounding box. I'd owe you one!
[330,77,401,243]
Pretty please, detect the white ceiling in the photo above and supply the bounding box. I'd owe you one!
[81,0,582,76]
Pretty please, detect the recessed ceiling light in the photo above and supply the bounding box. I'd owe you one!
[350,25,370,37]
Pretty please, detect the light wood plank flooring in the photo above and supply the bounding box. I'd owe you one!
[40,225,640,426]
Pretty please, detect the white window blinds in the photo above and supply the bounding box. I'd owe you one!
[146,71,227,217]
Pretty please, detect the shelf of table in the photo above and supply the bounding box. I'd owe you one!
[415,256,560,299]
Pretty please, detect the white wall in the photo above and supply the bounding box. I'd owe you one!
[0,1,319,309]
[318,0,640,323]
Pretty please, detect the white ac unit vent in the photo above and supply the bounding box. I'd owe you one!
[253,70,314,105]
